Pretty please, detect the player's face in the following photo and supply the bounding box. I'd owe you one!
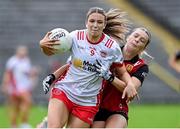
[16,46,28,58]
[86,13,106,38]
[126,29,149,52]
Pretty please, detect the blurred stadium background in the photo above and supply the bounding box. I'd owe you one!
[0,0,179,127]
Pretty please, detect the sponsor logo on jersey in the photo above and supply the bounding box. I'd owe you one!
[73,58,97,72]
[73,58,83,68]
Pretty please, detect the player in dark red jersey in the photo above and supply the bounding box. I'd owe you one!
[92,27,151,128]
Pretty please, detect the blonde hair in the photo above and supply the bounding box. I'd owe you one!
[104,8,131,44]
[86,7,131,44]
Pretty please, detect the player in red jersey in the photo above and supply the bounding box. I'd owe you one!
[92,27,151,128]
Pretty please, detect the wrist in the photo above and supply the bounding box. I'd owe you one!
[108,74,115,83]
[49,74,56,82]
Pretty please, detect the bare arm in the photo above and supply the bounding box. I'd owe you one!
[114,65,137,102]
[95,61,137,102]
[1,70,11,94]
[111,77,126,92]
[53,64,70,79]
[42,64,70,94]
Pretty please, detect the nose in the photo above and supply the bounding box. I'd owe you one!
[93,22,98,27]
[135,37,140,43]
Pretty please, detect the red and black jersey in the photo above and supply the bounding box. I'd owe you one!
[100,54,149,114]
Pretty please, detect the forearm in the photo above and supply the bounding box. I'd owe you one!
[111,76,126,92]
[53,64,69,79]
[2,71,10,86]
[120,71,133,86]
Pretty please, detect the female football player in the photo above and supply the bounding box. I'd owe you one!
[39,7,137,128]
[92,27,151,128]
[1,45,39,128]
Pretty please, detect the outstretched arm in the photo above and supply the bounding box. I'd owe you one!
[42,64,69,94]
[1,70,11,95]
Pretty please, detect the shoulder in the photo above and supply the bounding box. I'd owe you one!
[103,34,121,50]
[137,59,149,73]
[139,64,149,72]
[7,56,16,64]
[6,56,17,68]
[70,29,86,39]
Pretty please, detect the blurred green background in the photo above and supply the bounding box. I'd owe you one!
[0,104,179,128]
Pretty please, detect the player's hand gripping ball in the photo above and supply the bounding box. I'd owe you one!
[49,28,72,53]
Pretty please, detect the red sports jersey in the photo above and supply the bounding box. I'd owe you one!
[100,55,148,114]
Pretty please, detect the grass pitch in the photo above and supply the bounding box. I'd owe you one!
[0,104,179,128]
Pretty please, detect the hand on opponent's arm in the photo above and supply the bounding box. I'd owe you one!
[95,60,126,91]
[95,60,138,103]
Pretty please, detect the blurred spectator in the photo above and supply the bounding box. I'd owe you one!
[168,50,180,73]
[1,45,39,128]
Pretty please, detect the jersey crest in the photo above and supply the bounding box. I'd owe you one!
[124,59,145,74]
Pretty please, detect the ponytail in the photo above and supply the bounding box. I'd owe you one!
[104,8,131,44]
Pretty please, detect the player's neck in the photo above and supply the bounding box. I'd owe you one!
[87,33,103,44]
[123,47,136,60]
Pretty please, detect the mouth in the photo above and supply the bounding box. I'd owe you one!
[131,43,137,47]
[92,30,98,32]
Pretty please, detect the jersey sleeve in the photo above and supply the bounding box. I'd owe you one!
[131,64,149,85]
[69,30,77,52]
[6,57,14,71]
[111,42,124,68]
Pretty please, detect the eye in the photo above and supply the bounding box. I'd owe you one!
[89,19,95,23]
[140,38,146,44]
[97,20,103,24]
[134,33,138,38]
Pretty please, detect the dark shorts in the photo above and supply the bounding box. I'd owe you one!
[94,108,128,122]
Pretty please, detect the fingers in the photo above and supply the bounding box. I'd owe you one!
[44,31,52,39]
[122,87,138,103]
[43,84,49,94]
[122,89,126,99]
